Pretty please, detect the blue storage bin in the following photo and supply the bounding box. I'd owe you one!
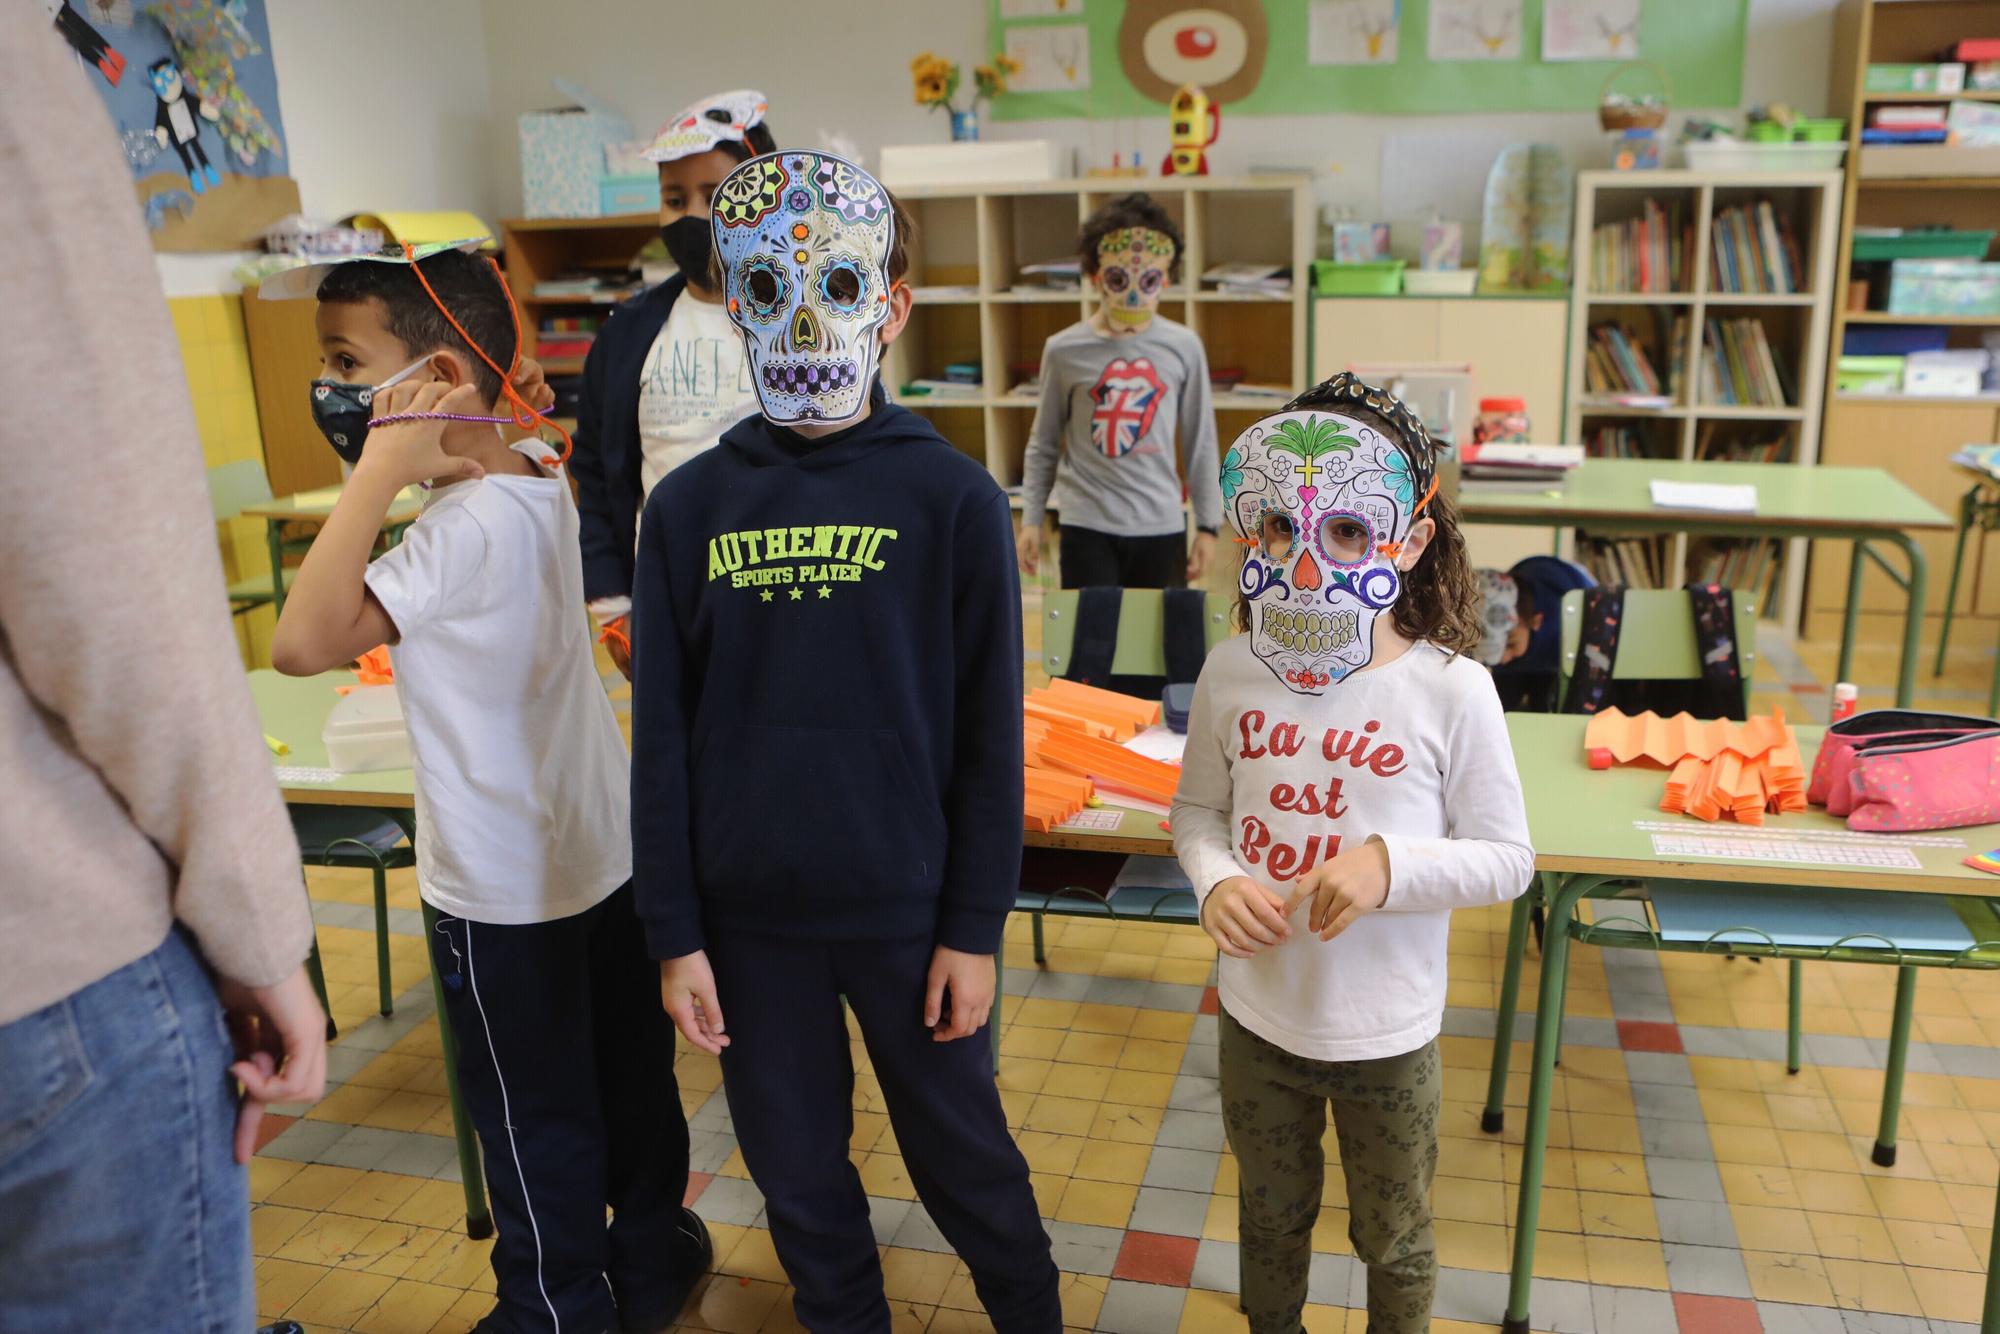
[1842,325,1951,357]
[598,174,660,215]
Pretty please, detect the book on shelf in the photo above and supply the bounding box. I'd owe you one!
[1695,423,1789,464]
[1586,424,1658,459]
[1590,197,1689,294]
[1583,321,1665,396]
[1202,263,1292,296]
[1699,317,1793,408]
[1691,537,1783,607]
[1709,200,1802,295]
[1577,532,1672,589]
[1871,105,1949,130]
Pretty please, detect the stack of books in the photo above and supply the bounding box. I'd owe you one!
[1586,424,1658,459]
[1700,318,1793,408]
[1459,442,1584,491]
[1202,263,1292,297]
[1696,424,1788,464]
[1583,321,1675,406]
[1589,197,1689,294]
[534,315,599,362]
[1864,103,1950,143]
[533,270,642,303]
[1690,537,1783,604]
[1015,259,1082,292]
[1708,202,1805,294]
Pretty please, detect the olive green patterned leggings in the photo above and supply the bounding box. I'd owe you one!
[1219,1009,1441,1334]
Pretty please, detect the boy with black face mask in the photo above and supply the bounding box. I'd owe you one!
[573,89,777,677]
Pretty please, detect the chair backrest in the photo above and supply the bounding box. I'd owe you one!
[1558,587,1757,713]
[207,459,274,523]
[1041,589,1233,679]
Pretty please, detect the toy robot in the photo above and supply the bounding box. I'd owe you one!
[1162,83,1219,176]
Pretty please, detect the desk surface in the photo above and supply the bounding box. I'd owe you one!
[253,669,414,808]
[1459,458,1950,534]
[241,484,424,524]
[1510,713,2000,892]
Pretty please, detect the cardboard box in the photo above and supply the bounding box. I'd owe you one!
[599,174,661,215]
[877,140,1060,189]
[1864,62,1966,94]
[519,85,632,218]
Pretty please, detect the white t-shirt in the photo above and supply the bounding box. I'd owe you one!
[636,293,758,501]
[1172,637,1535,1062]
[365,439,631,925]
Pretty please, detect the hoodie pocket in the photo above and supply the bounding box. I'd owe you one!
[691,724,947,906]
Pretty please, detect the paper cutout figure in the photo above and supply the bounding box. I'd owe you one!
[1428,0,1521,61]
[1308,0,1399,66]
[1119,0,1267,103]
[1584,707,1805,826]
[149,55,220,193]
[49,0,127,84]
[1162,84,1220,174]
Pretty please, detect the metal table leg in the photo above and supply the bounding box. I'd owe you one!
[1872,965,1917,1168]
[1482,890,1535,1135]
[265,518,287,615]
[1936,485,1981,675]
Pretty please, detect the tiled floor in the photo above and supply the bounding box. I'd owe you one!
[250,615,2000,1332]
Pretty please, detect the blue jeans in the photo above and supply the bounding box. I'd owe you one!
[0,928,250,1333]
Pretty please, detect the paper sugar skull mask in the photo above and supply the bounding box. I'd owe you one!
[643,88,769,164]
[1095,227,1175,329]
[1224,375,1438,694]
[711,151,895,426]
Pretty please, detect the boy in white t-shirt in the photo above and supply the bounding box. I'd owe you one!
[269,246,709,1334]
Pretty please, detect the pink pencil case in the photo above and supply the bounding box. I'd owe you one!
[1807,709,1997,814]
[1848,728,2000,832]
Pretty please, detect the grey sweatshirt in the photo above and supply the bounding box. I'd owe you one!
[1020,317,1222,537]
[1,8,314,1024]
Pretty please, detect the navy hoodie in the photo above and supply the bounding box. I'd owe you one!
[629,401,1024,960]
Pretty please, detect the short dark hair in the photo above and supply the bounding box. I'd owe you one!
[316,249,517,403]
[1078,193,1184,279]
[718,122,778,163]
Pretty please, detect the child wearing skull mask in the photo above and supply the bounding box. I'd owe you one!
[571,90,778,678]
[629,150,1061,1333]
[1170,373,1534,1334]
[1017,192,1223,589]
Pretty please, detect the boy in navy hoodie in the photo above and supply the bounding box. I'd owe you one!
[630,151,1061,1333]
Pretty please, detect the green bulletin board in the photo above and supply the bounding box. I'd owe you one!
[989,0,1748,121]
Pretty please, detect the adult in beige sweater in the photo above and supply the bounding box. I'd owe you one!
[0,10,326,1329]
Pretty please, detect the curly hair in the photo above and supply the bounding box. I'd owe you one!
[1229,376,1483,659]
[1077,192,1184,280]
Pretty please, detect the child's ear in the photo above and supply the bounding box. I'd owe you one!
[1530,611,1545,631]
[877,280,915,349]
[430,349,478,391]
[1396,517,1436,571]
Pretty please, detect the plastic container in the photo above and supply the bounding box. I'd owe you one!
[1746,120,1790,143]
[1312,259,1405,296]
[1794,118,1846,143]
[1887,259,2000,316]
[322,685,412,774]
[1473,397,1532,445]
[1836,355,1905,394]
[597,173,660,215]
[1852,229,1996,262]
[1843,324,1948,357]
[1904,349,1992,397]
[1684,141,1847,172]
[1831,683,1859,722]
[1402,268,1478,296]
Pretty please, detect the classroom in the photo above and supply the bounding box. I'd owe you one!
[14,0,2000,1331]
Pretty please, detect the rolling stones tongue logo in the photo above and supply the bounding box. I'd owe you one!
[1088,356,1166,458]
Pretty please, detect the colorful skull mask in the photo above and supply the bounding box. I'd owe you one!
[711,150,895,426]
[1223,376,1438,694]
[1095,227,1175,328]
[643,88,769,164]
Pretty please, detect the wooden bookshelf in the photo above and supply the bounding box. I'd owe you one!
[1563,168,1843,626]
[1811,0,2000,640]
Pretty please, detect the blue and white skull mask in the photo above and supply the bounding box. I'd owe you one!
[1224,398,1433,695]
[711,150,895,426]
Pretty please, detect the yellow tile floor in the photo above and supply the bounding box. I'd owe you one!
[250,625,2000,1332]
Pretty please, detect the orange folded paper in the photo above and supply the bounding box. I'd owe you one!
[1588,707,1803,825]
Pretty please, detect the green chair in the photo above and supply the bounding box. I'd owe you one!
[1482,586,1935,1169]
[291,806,411,1018]
[208,460,284,615]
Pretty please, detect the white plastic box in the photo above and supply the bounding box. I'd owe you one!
[322,685,412,774]
[877,140,1060,189]
[1904,349,1993,398]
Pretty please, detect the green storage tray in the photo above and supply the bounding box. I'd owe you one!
[1794,118,1845,143]
[1853,230,1996,262]
[1313,259,1406,296]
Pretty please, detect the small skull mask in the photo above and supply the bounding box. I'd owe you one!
[1095,226,1175,329]
[711,150,895,426]
[643,88,769,164]
[1223,380,1435,694]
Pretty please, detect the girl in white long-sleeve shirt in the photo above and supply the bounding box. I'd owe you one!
[1171,374,1534,1334]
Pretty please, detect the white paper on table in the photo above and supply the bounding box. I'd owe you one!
[1649,480,1757,513]
[1125,724,1188,765]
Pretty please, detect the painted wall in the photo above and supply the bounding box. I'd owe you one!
[476,0,1836,242]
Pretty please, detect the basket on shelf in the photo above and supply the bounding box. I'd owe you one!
[1599,62,1672,133]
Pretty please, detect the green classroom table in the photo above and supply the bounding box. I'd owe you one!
[1458,458,1951,708]
[1496,711,2000,1334]
[239,484,424,615]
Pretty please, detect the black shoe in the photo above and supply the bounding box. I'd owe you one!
[618,1208,715,1334]
[256,1325,305,1334]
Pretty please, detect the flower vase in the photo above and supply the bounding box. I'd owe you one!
[950,109,980,142]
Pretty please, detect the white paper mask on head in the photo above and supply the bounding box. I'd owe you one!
[711,150,895,426]
[644,88,769,163]
[1096,226,1174,328]
[1223,376,1438,694]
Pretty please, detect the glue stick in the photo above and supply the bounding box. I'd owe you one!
[1831,682,1858,722]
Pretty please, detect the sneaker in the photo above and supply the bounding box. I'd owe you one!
[618,1208,714,1334]
[256,1325,304,1334]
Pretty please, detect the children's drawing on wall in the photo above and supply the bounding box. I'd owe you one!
[1005,23,1092,91]
[1427,0,1521,62]
[1308,0,1399,67]
[1542,0,1641,61]
[1118,0,1267,103]
[999,0,1082,15]
[56,0,298,250]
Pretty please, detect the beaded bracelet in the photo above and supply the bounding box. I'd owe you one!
[366,410,518,428]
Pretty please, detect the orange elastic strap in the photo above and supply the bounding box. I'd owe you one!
[401,243,574,465]
[597,615,630,655]
[1378,474,1444,561]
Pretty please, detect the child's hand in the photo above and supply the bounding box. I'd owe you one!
[1200,876,1293,959]
[510,356,557,415]
[659,951,729,1055]
[1187,530,1217,581]
[354,379,487,490]
[926,945,994,1042]
[1285,840,1391,941]
[1016,525,1042,576]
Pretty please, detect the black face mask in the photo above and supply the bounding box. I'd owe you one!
[660,216,716,290]
[307,357,428,466]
